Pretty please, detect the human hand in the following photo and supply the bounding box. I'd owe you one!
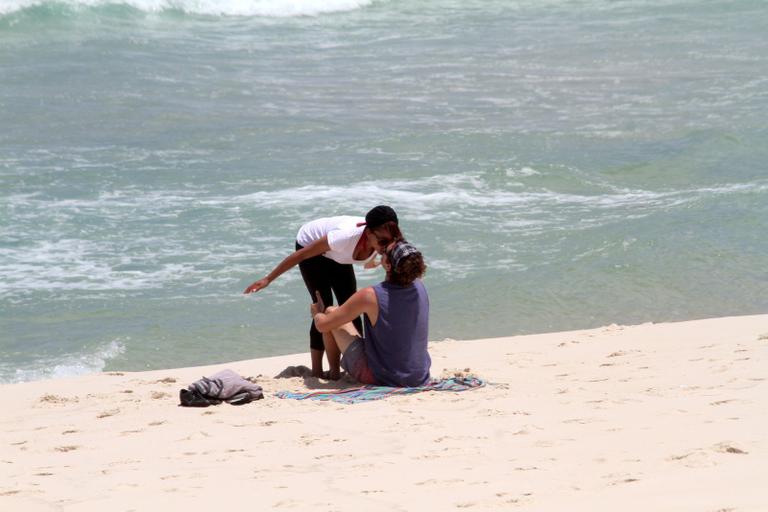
[243,278,270,294]
[310,291,326,317]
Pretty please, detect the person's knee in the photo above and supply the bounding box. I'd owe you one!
[321,330,338,350]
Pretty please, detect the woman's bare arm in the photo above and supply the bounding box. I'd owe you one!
[243,236,330,294]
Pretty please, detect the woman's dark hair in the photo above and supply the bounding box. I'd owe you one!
[386,242,426,286]
[371,220,404,248]
[365,205,398,229]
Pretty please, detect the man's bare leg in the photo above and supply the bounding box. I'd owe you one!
[321,306,362,380]
[323,331,342,380]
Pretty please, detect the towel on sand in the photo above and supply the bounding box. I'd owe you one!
[275,376,485,404]
[179,369,264,407]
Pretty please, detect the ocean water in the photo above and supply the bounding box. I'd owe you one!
[1,0,767,383]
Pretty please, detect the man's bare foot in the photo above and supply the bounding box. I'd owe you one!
[327,370,341,381]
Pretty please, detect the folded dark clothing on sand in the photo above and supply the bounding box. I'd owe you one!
[179,369,264,407]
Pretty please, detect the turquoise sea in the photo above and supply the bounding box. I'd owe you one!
[1,0,767,383]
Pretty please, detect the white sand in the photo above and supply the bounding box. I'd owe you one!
[1,314,766,511]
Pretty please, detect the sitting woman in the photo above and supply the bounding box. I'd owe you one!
[310,240,430,387]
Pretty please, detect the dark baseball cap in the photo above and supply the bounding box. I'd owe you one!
[364,205,398,229]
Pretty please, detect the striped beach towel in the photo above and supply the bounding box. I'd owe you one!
[275,376,485,404]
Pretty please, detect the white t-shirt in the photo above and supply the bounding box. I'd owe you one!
[296,216,374,265]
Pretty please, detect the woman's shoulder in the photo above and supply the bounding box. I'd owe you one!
[379,279,426,291]
[301,216,362,232]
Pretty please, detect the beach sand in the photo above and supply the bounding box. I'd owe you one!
[1,314,766,511]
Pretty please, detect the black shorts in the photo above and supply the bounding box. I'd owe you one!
[296,242,363,351]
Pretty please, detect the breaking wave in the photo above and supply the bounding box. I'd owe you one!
[0,0,377,18]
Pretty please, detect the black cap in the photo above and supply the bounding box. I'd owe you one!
[364,205,398,229]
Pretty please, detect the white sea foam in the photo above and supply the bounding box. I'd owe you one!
[0,227,287,296]
[3,175,766,296]
[0,339,126,384]
[226,176,768,214]
[0,240,255,294]
[505,166,541,177]
[0,0,376,17]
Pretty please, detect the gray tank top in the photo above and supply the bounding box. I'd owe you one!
[362,279,431,387]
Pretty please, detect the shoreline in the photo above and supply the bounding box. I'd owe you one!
[2,314,766,510]
[6,310,765,387]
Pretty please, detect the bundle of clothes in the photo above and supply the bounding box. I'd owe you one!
[179,369,264,407]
